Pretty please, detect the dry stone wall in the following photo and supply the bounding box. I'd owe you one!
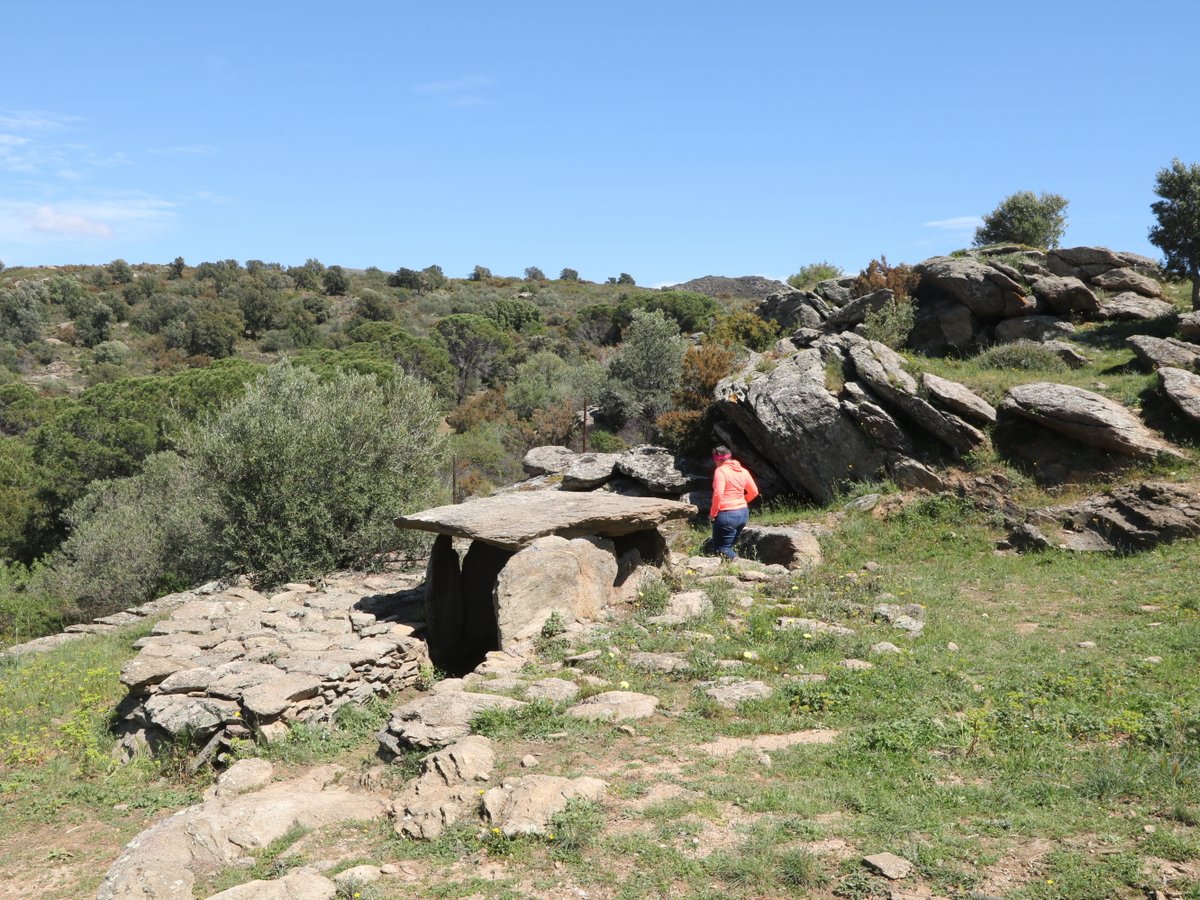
[113,573,430,760]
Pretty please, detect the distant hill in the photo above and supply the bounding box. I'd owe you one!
[662,274,788,301]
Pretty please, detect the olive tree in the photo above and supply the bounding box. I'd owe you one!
[1149,158,1200,309]
[973,191,1069,248]
[180,361,446,586]
[603,308,685,428]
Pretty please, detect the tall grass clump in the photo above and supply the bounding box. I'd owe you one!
[972,340,1069,372]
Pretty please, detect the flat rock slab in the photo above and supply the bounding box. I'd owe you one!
[776,617,855,636]
[695,729,840,757]
[864,851,914,880]
[394,492,694,550]
[1097,293,1175,320]
[483,774,607,837]
[97,764,384,900]
[1000,382,1183,460]
[565,691,659,721]
[1159,367,1200,424]
[206,870,336,899]
[703,679,774,708]
[379,692,526,751]
[1128,335,1200,371]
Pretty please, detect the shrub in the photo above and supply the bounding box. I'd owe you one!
[974,191,1069,249]
[852,255,920,301]
[51,452,222,616]
[861,296,915,349]
[972,340,1069,372]
[180,361,446,587]
[787,261,843,291]
[706,309,779,351]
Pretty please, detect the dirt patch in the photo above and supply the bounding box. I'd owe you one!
[693,729,841,758]
[1014,622,1040,635]
[976,837,1054,896]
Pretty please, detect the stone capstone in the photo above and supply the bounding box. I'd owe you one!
[560,453,622,490]
[395,491,694,551]
[614,445,707,494]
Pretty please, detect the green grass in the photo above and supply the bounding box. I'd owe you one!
[4,474,1200,898]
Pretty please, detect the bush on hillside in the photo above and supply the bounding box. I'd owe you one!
[787,261,843,291]
[974,191,1069,249]
[51,451,223,616]
[179,361,446,586]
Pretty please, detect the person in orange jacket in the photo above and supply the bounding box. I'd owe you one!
[707,445,759,560]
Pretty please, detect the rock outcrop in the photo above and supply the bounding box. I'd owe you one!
[97,762,385,900]
[998,382,1183,461]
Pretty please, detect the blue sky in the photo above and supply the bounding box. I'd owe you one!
[2,1,1196,285]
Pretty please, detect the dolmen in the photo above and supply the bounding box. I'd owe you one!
[395,492,693,671]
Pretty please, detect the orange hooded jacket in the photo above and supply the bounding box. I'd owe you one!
[709,459,759,519]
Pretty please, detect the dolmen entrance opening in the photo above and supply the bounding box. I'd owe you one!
[395,492,694,674]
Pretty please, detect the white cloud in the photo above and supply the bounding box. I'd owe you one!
[0,110,81,132]
[0,134,29,146]
[924,216,983,230]
[27,205,113,238]
[0,195,174,244]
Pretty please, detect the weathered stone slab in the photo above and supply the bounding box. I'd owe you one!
[378,692,526,751]
[1097,293,1175,320]
[999,382,1183,460]
[1128,335,1200,371]
[921,372,997,426]
[395,492,693,551]
[522,445,576,475]
[1160,367,1200,424]
[565,691,658,721]
[482,774,607,837]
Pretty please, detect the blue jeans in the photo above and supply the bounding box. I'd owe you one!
[710,507,749,559]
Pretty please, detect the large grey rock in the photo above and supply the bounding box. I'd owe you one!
[378,692,526,752]
[1090,268,1163,297]
[714,349,886,503]
[736,525,822,569]
[1046,246,1128,278]
[844,335,986,453]
[241,674,322,720]
[999,382,1183,460]
[565,691,659,721]
[1127,335,1200,371]
[1159,367,1200,424]
[756,288,830,330]
[522,445,576,476]
[523,678,580,703]
[97,765,384,900]
[1051,481,1200,551]
[206,870,336,900]
[615,445,706,494]
[993,315,1076,344]
[909,296,981,354]
[395,491,693,551]
[559,452,621,490]
[921,372,997,426]
[493,535,618,644]
[1097,293,1175,321]
[914,256,1032,318]
[703,679,774,708]
[482,774,607,837]
[888,456,948,492]
[1178,311,1200,343]
[144,695,238,738]
[1031,275,1100,315]
[391,736,495,840]
[841,381,912,453]
[627,651,690,674]
[822,288,894,332]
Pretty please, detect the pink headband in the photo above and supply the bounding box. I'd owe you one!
[712,452,731,461]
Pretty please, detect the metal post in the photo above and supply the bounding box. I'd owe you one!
[581,396,588,453]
